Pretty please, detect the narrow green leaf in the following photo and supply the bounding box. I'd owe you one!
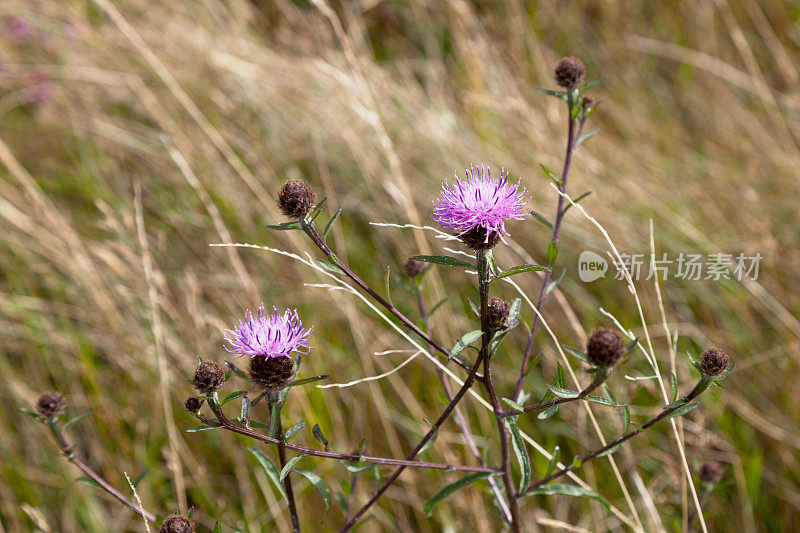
[312,424,330,451]
[308,197,327,221]
[686,350,701,371]
[665,402,699,419]
[596,443,623,457]
[411,255,473,268]
[240,396,251,421]
[585,396,627,407]
[547,242,558,265]
[670,373,678,402]
[19,407,46,422]
[575,130,599,147]
[467,298,480,319]
[429,296,448,316]
[417,426,439,456]
[531,211,553,229]
[580,77,605,91]
[623,405,631,433]
[449,330,482,362]
[497,264,551,279]
[507,419,531,491]
[294,468,332,520]
[214,521,222,533]
[279,454,309,481]
[284,421,306,440]
[536,87,564,97]
[524,483,609,509]
[539,164,562,187]
[132,469,150,488]
[562,190,592,215]
[547,385,580,399]
[322,208,343,240]
[561,344,588,363]
[62,411,94,430]
[289,374,329,387]
[221,391,247,406]
[711,362,735,381]
[77,476,102,488]
[247,446,286,499]
[265,223,301,231]
[539,363,567,419]
[502,398,525,412]
[318,259,344,274]
[623,337,639,356]
[546,268,566,294]
[250,391,268,407]
[545,446,561,477]
[424,473,493,516]
[185,424,220,433]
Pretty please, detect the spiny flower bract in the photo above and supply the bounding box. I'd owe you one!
[432,165,529,249]
[225,304,313,360]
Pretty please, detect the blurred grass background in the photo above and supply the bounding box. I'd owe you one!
[1,0,799,531]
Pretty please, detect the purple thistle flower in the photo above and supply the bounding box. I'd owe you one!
[432,165,529,249]
[224,304,312,360]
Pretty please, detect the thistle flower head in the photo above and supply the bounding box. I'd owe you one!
[249,355,296,390]
[36,391,64,419]
[554,56,585,88]
[193,361,224,394]
[586,327,625,368]
[487,298,510,330]
[184,397,202,413]
[699,461,724,484]
[432,165,529,250]
[224,304,313,361]
[278,179,316,219]
[160,514,194,533]
[700,348,730,376]
[403,258,426,278]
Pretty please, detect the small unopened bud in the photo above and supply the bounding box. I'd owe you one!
[160,514,194,533]
[581,95,594,108]
[36,391,64,419]
[194,361,225,394]
[249,355,296,390]
[487,298,510,329]
[459,226,500,251]
[403,258,426,278]
[277,179,315,219]
[699,461,724,484]
[700,348,730,377]
[586,328,625,368]
[554,56,586,88]
[184,397,202,413]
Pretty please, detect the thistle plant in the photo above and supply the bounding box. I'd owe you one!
[23,56,736,532]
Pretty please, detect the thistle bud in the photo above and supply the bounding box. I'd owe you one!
[277,179,315,219]
[160,514,194,533]
[700,348,730,377]
[699,461,724,484]
[487,298,510,330]
[403,258,426,278]
[459,225,501,251]
[193,361,225,394]
[586,328,625,368]
[581,95,595,108]
[184,397,202,413]
[35,391,64,419]
[554,56,585,88]
[249,355,296,391]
